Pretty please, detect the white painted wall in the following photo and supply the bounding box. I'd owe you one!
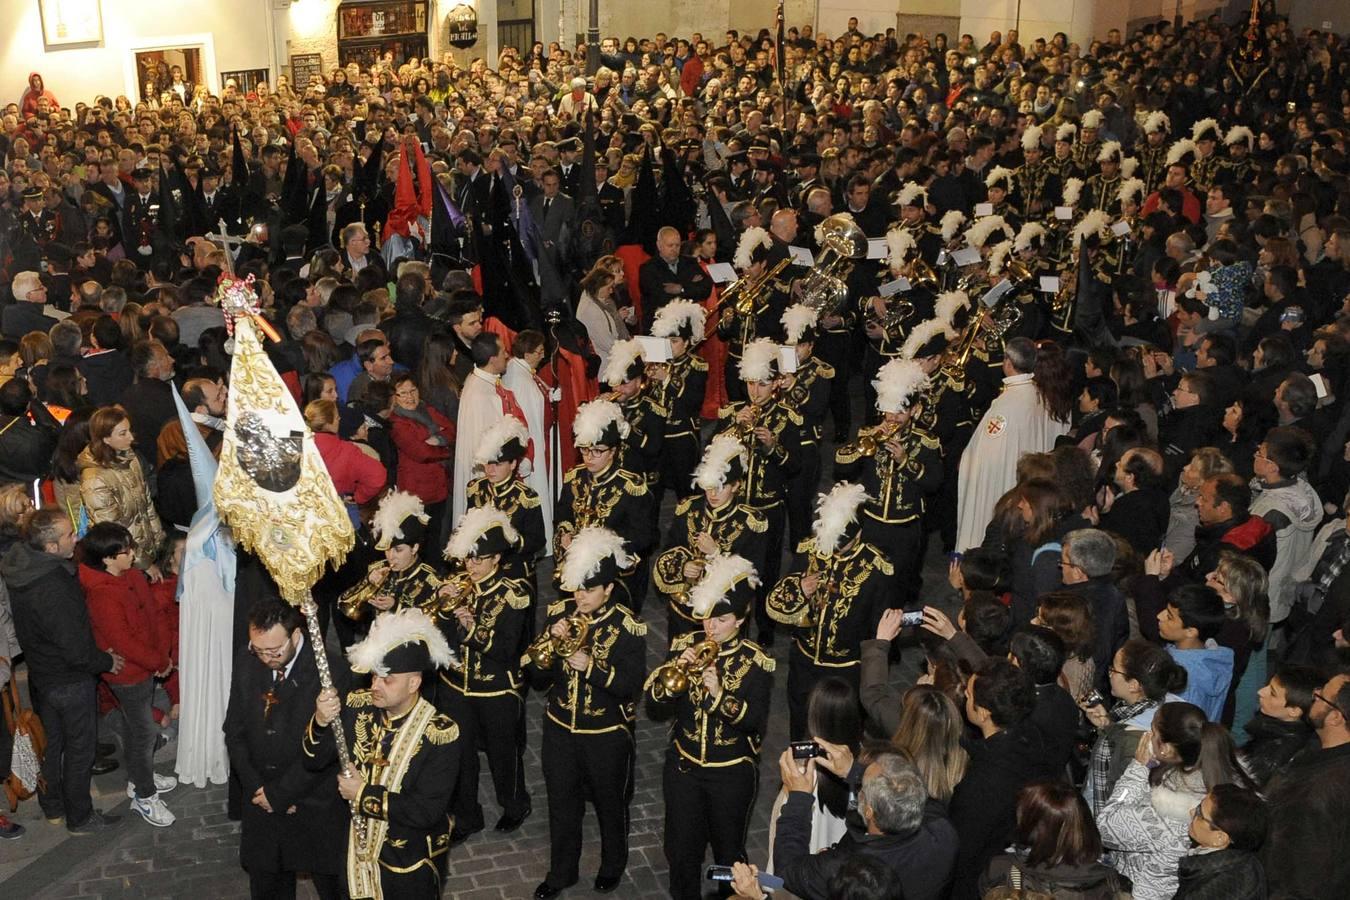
[0,0,273,104]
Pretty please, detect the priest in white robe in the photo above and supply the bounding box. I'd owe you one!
[501,332,555,550]
[453,333,530,523]
[956,337,1071,551]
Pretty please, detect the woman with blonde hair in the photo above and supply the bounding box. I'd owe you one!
[78,405,166,578]
[1207,549,1270,729]
[891,684,969,804]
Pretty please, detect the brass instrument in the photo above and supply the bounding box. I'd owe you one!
[840,419,902,458]
[718,256,791,320]
[796,213,868,315]
[522,613,592,668]
[909,257,939,290]
[1051,248,1080,333]
[652,639,720,695]
[437,570,475,613]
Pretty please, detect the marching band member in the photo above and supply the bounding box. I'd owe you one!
[654,434,768,642]
[780,303,835,548]
[835,357,943,606]
[554,398,657,612]
[717,227,793,404]
[984,166,1021,227]
[1189,117,1225,193]
[467,416,546,584]
[646,553,773,900]
[649,299,711,502]
[438,506,533,843]
[713,338,803,643]
[527,527,647,899]
[306,608,461,899]
[1085,141,1125,211]
[1047,123,1084,182]
[338,491,442,625]
[767,481,894,738]
[892,181,943,263]
[1014,124,1060,218]
[599,337,665,486]
[1223,124,1255,185]
[1136,110,1172,195]
[1072,109,1106,171]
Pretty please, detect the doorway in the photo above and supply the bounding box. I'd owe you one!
[122,33,219,105]
[498,0,536,56]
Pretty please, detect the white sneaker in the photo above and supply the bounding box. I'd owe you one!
[126,773,178,799]
[131,795,175,828]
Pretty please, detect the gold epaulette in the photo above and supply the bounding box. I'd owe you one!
[564,467,581,483]
[620,471,648,496]
[519,490,541,509]
[743,642,776,673]
[546,599,568,617]
[744,507,768,532]
[795,537,815,555]
[835,443,862,465]
[689,356,709,372]
[675,495,695,516]
[670,632,699,652]
[619,607,648,636]
[914,426,940,450]
[717,403,738,420]
[502,577,532,610]
[346,689,374,708]
[863,543,896,576]
[425,715,460,745]
[783,407,804,426]
[814,360,836,379]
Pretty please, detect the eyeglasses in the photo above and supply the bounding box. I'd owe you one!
[248,641,290,660]
[395,387,419,398]
[579,446,610,457]
[1313,690,1345,717]
[1058,557,1081,571]
[1191,802,1218,829]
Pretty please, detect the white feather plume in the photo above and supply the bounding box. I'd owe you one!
[935,290,970,324]
[896,181,926,207]
[1055,122,1077,143]
[1120,157,1139,179]
[1096,140,1121,163]
[885,226,916,271]
[873,357,931,414]
[573,398,630,445]
[985,166,1015,189]
[813,220,826,247]
[1225,125,1254,148]
[1117,177,1145,206]
[734,226,772,270]
[650,298,707,342]
[781,304,819,345]
[688,552,760,619]
[987,240,1013,276]
[1062,177,1084,207]
[559,525,636,590]
[445,504,520,560]
[601,337,644,386]
[1143,110,1171,135]
[1165,138,1198,168]
[1072,209,1112,246]
[965,215,1011,249]
[738,338,780,383]
[940,210,966,243]
[1081,109,1104,130]
[1021,124,1044,152]
[1190,117,1219,141]
[348,607,456,675]
[900,318,957,360]
[812,482,870,556]
[1014,222,1047,254]
[693,432,749,491]
[372,490,428,548]
[473,416,531,466]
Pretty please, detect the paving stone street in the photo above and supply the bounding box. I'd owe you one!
[1,472,947,899]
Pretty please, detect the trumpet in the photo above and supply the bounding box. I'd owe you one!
[841,419,902,458]
[728,400,768,444]
[521,613,592,668]
[437,570,475,613]
[652,639,719,695]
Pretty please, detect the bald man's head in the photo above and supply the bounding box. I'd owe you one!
[770,208,798,243]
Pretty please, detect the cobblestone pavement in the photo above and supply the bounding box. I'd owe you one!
[1,465,947,899]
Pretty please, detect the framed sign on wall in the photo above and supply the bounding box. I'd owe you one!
[39,0,104,47]
[290,53,324,91]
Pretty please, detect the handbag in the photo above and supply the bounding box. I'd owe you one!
[2,663,46,811]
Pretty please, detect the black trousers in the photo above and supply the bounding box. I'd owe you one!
[861,517,925,610]
[247,869,341,900]
[660,431,703,503]
[32,678,97,827]
[663,754,758,900]
[816,330,852,439]
[755,502,787,640]
[542,720,635,888]
[786,440,823,551]
[787,649,862,740]
[442,687,529,832]
[723,355,747,404]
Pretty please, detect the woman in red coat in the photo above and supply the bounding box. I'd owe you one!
[79,522,177,827]
[388,372,454,558]
[305,399,387,506]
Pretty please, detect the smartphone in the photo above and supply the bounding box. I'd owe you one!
[705,865,734,882]
[901,610,925,627]
[790,740,826,760]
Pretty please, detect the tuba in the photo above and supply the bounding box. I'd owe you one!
[796,213,868,316]
[522,613,592,668]
[652,639,720,695]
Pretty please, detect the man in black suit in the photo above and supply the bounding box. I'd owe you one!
[224,599,346,900]
[555,138,584,198]
[637,227,712,331]
[527,168,576,307]
[121,167,168,268]
[118,340,177,468]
